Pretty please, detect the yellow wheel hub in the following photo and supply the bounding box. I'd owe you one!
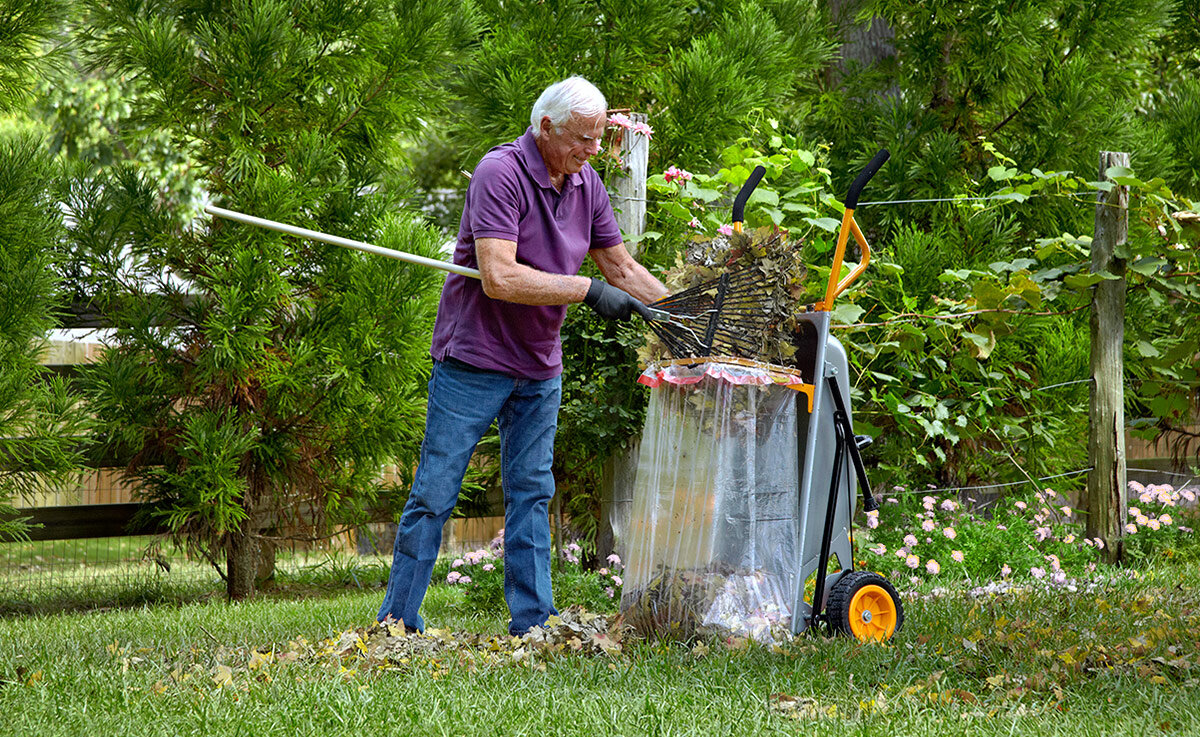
[848,584,898,642]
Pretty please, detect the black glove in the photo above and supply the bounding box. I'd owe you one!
[583,278,653,322]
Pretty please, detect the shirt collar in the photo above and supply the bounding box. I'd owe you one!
[519,127,582,191]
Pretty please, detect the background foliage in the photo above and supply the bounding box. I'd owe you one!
[0,0,1196,570]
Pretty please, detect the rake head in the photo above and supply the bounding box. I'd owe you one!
[646,265,787,361]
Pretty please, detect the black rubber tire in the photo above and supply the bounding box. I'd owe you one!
[826,570,904,642]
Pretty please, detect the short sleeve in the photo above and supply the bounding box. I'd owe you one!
[589,174,624,249]
[466,156,523,242]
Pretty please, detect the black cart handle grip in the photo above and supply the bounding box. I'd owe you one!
[731,165,767,225]
[844,149,890,209]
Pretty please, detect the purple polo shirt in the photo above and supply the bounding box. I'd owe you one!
[430,128,624,379]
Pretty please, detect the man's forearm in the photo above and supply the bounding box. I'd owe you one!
[475,237,591,305]
[607,263,667,304]
[483,263,593,305]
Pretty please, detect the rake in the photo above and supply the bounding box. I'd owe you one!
[637,165,780,360]
[202,165,794,360]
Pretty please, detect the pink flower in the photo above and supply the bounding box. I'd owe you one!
[717,224,734,236]
[612,576,622,586]
[1094,537,1105,549]
[1159,514,1174,526]
[886,497,899,504]
[951,550,964,563]
[1125,523,1138,533]
[925,559,941,575]
[1014,501,1027,510]
[905,555,920,569]
[451,558,464,569]
[1034,526,1052,542]
[599,568,609,576]
[663,166,692,184]
[607,113,632,129]
[1063,534,1076,544]
[942,527,957,540]
[895,547,909,558]
[606,553,621,566]
[1051,570,1067,585]
[866,510,880,529]
[1030,567,1046,579]
[996,525,1008,531]
[869,544,887,556]
[922,496,936,511]
[903,534,918,547]
[631,121,653,138]
[1060,505,1073,517]
[446,571,461,584]
[1129,506,1141,516]
[921,519,936,532]
[1000,564,1012,577]
[940,499,958,512]
[1128,480,1146,494]
[482,563,495,572]
[459,575,472,584]
[605,587,615,598]
[687,217,700,229]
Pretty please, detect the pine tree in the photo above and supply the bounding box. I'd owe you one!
[75,0,479,597]
[807,0,1173,218]
[448,0,836,171]
[0,0,87,540]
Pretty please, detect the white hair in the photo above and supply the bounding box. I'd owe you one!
[530,76,607,137]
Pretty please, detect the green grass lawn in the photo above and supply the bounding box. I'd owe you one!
[2,563,1198,737]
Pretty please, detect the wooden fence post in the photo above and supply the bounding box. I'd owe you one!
[596,112,649,564]
[613,112,649,255]
[1087,151,1129,563]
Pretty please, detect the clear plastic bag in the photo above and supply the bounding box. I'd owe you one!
[619,362,802,644]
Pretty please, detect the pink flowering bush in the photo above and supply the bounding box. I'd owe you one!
[863,486,1100,582]
[861,480,1199,582]
[1122,481,1200,563]
[435,531,626,614]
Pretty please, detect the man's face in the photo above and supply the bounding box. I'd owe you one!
[538,112,605,179]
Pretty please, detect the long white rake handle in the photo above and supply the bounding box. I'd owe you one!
[204,205,483,280]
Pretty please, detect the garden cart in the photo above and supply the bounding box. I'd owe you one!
[620,150,903,643]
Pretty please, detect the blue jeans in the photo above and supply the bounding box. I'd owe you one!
[377,358,561,635]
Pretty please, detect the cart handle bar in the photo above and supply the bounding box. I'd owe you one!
[844,149,890,209]
[204,204,483,280]
[820,149,889,309]
[731,165,767,231]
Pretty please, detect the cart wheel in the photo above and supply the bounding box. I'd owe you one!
[826,570,903,642]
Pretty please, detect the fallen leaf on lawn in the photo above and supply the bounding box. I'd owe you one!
[211,664,233,687]
[768,693,837,720]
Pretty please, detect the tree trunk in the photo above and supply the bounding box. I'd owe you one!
[226,517,260,600]
[825,0,897,92]
[1086,151,1129,564]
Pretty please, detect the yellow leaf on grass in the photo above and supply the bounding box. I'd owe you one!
[212,664,233,687]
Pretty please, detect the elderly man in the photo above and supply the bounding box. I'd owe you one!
[378,76,665,636]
